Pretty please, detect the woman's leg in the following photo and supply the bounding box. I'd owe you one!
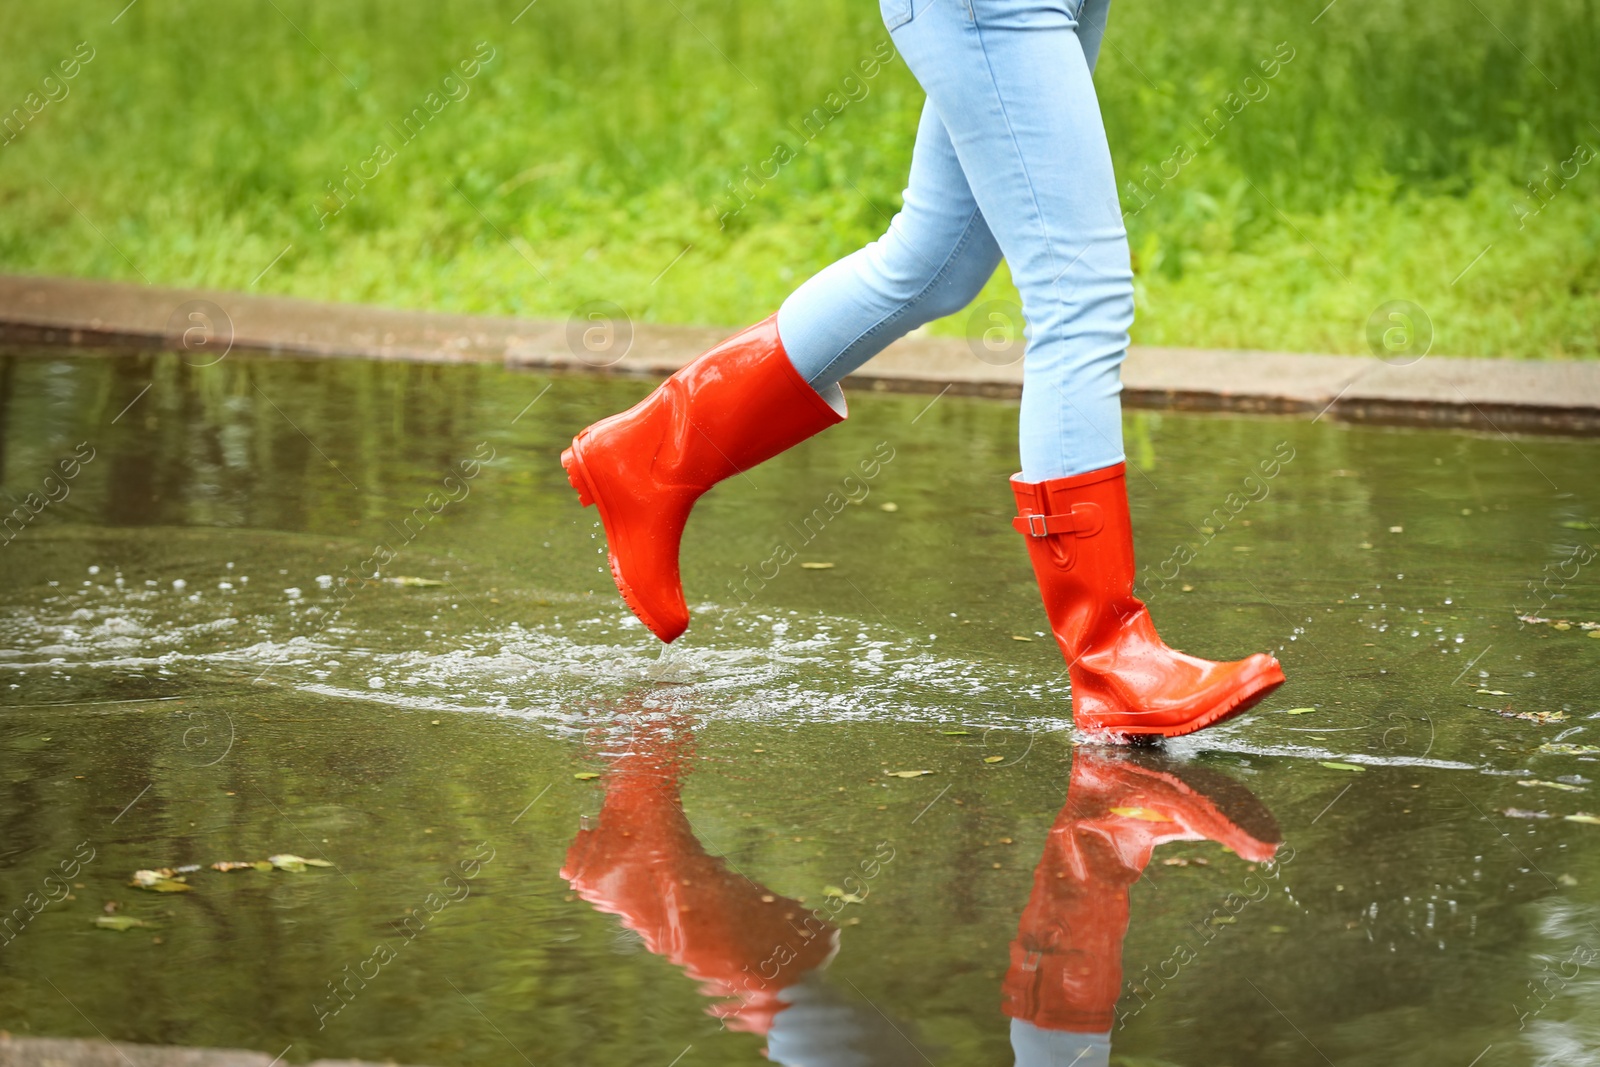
[886,0,1133,482]
[879,0,1283,737]
[778,99,1002,392]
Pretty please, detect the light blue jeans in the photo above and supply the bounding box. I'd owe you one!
[777,0,1131,482]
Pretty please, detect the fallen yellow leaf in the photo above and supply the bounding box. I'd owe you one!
[1518,780,1587,793]
[886,770,932,778]
[128,870,190,895]
[574,772,601,780]
[983,755,1004,764]
[800,562,835,570]
[129,869,191,893]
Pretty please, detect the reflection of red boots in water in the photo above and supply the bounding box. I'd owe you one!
[1002,749,1282,1042]
[560,716,836,1036]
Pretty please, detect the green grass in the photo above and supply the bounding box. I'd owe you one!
[1,0,1597,358]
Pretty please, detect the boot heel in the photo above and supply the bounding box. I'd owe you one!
[561,446,594,508]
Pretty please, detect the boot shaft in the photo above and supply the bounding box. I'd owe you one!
[1010,463,1146,660]
[588,316,845,494]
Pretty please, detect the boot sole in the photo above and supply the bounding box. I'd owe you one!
[1080,660,1288,744]
[561,440,681,644]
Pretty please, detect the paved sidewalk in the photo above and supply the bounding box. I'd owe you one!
[3,273,1597,434]
[0,1034,428,1067]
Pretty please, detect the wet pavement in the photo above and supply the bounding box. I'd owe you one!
[1,346,1598,1066]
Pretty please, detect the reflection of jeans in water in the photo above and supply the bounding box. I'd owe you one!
[1010,1019,1111,1067]
[778,0,1131,482]
[765,972,934,1067]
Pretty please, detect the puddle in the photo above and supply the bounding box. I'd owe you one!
[1,347,1598,1065]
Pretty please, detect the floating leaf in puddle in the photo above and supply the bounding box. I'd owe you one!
[822,884,866,904]
[267,854,333,873]
[1476,689,1509,696]
[1540,744,1600,755]
[387,576,445,587]
[129,869,191,892]
[94,915,150,931]
[1559,521,1595,530]
[1010,636,1033,642]
[941,730,971,736]
[1110,806,1173,822]
[1319,762,1366,773]
[983,755,1005,764]
[1284,708,1316,715]
[1558,873,1580,887]
[211,860,272,872]
[574,772,601,781]
[886,770,932,778]
[1208,915,1238,925]
[878,503,899,513]
[1499,709,1568,724]
[1518,780,1587,793]
[129,869,177,885]
[1503,808,1554,820]
[1566,813,1600,825]
[799,562,835,570]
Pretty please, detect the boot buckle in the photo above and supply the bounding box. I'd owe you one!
[1014,503,1103,539]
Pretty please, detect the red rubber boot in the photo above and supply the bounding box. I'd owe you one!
[1010,463,1285,740]
[560,716,837,1035]
[561,316,845,643]
[1001,749,1281,1033]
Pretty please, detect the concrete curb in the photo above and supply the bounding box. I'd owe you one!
[3,273,1597,435]
[0,1034,429,1067]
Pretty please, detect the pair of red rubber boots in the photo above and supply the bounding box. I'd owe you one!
[560,317,1283,739]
